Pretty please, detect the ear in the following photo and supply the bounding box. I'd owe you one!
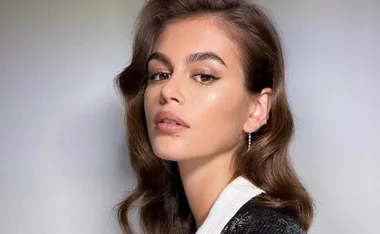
[243,88,272,133]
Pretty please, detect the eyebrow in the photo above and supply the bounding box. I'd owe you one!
[146,51,228,69]
[147,52,173,71]
[187,52,227,67]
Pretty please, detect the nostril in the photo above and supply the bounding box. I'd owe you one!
[170,97,180,102]
[159,80,186,104]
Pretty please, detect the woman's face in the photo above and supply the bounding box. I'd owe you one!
[144,16,253,161]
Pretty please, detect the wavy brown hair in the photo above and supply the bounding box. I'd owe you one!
[115,0,314,233]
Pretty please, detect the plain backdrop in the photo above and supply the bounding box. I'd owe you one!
[0,0,379,234]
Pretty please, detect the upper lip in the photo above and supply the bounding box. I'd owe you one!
[154,111,190,128]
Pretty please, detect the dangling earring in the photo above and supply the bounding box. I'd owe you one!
[247,132,252,151]
[247,126,260,151]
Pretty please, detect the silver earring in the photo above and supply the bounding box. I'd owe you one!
[247,126,260,151]
[247,132,252,151]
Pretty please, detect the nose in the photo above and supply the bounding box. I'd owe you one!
[160,73,186,105]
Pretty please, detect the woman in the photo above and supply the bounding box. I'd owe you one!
[116,0,314,233]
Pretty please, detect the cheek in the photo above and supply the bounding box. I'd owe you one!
[143,93,150,121]
[143,91,157,138]
[201,91,245,122]
[143,88,156,121]
[185,90,246,154]
[193,89,247,142]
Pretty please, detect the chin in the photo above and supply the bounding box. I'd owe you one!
[151,140,191,161]
[152,145,184,161]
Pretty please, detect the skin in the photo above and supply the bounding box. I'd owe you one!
[144,15,271,228]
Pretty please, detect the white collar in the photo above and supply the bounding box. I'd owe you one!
[195,176,264,234]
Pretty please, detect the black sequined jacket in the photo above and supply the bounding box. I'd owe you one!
[220,197,307,234]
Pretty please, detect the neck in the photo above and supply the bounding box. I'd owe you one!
[177,151,236,229]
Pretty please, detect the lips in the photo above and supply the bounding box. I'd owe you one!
[154,111,190,128]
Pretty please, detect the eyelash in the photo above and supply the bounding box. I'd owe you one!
[147,70,220,86]
[148,70,170,82]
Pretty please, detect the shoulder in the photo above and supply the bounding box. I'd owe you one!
[221,198,307,234]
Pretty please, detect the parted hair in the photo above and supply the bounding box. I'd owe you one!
[115,0,314,233]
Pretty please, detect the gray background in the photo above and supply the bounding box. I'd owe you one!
[0,0,379,233]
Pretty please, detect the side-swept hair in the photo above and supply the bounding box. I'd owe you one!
[116,0,314,233]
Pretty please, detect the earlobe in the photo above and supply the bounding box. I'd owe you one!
[243,110,260,133]
[243,121,260,134]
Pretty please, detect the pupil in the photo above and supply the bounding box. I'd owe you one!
[202,76,209,82]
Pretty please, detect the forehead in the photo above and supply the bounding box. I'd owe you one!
[153,16,241,65]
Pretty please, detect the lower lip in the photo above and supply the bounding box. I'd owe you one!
[156,123,188,133]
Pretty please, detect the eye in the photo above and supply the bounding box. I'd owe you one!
[193,72,220,85]
[148,71,171,82]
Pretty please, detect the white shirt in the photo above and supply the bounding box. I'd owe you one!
[195,176,264,234]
